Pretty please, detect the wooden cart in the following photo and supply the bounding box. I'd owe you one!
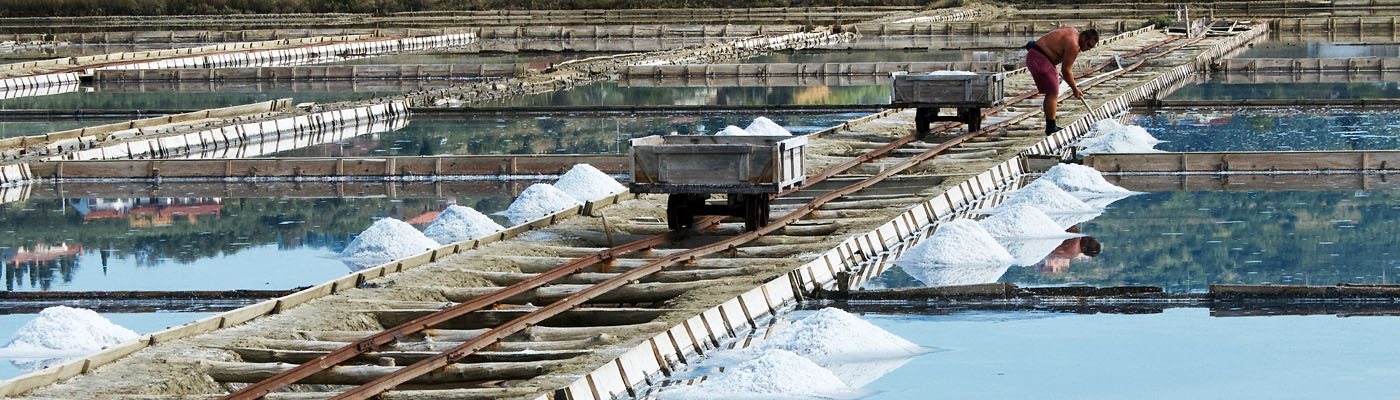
[889,71,1006,140]
[629,135,807,231]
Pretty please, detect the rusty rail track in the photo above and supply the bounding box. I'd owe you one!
[218,32,1195,400]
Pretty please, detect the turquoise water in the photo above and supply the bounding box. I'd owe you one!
[1132,111,1400,152]
[854,308,1400,399]
[870,190,1400,293]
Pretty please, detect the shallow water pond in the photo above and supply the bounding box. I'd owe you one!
[869,189,1400,293]
[486,81,891,107]
[1233,41,1400,58]
[851,308,1400,399]
[0,181,530,292]
[1131,111,1400,152]
[1163,74,1400,100]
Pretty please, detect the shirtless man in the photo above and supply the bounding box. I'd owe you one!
[1025,27,1099,135]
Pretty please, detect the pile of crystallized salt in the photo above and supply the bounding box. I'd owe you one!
[928,70,977,76]
[994,179,1098,229]
[980,204,1084,266]
[0,306,138,357]
[752,308,923,387]
[893,219,1015,287]
[553,164,626,202]
[663,349,852,400]
[501,183,583,225]
[340,218,440,268]
[1077,119,1164,155]
[744,117,793,136]
[1040,163,1132,196]
[423,205,505,245]
[715,125,752,136]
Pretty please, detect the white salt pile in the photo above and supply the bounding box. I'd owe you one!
[715,125,751,136]
[993,179,1098,229]
[744,117,793,136]
[339,218,440,269]
[1041,163,1132,196]
[979,204,1084,266]
[501,183,583,225]
[663,349,852,400]
[753,308,923,387]
[1077,119,1164,155]
[553,163,627,202]
[0,306,138,357]
[423,205,505,245]
[893,219,1014,287]
[928,70,977,76]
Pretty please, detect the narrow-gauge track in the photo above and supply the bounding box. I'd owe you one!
[217,31,1197,400]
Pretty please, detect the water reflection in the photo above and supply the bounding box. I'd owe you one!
[742,49,1013,64]
[1132,111,1400,152]
[0,182,531,291]
[1031,226,1102,275]
[486,81,891,107]
[264,113,862,158]
[1163,74,1400,100]
[1234,41,1400,58]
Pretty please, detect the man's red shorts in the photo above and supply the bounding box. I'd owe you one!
[1026,47,1059,96]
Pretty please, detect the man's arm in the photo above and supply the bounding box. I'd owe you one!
[1061,48,1083,98]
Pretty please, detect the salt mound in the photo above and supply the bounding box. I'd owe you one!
[1078,119,1164,155]
[715,125,751,136]
[929,70,977,76]
[979,204,1084,266]
[1041,163,1132,195]
[340,218,439,269]
[0,306,138,357]
[553,163,626,201]
[755,308,923,387]
[663,349,851,399]
[994,179,1098,229]
[744,117,793,136]
[501,183,583,225]
[423,205,505,245]
[893,219,1014,287]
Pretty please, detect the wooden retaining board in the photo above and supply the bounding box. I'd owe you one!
[1103,173,1400,192]
[24,154,628,179]
[1085,151,1400,173]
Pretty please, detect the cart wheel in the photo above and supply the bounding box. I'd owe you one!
[667,194,694,231]
[914,107,934,141]
[758,195,771,227]
[963,107,982,133]
[742,195,770,232]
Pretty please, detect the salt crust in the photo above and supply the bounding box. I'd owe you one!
[893,219,1014,286]
[500,183,583,225]
[750,308,924,387]
[994,179,1098,229]
[0,306,138,357]
[928,70,977,75]
[553,163,626,201]
[662,349,854,400]
[1041,163,1132,195]
[744,117,794,136]
[979,204,1084,266]
[423,205,505,245]
[1077,119,1165,155]
[339,218,440,269]
[716,125,752,136]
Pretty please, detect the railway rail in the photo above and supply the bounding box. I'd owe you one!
[210,29,1202,400]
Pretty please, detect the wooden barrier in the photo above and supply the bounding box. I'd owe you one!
[26,154,629,180]
[92,63,523,82]
[620,61,1005,78]
[1085,151,1400,173]
[1103,172,1400,192]
[1216,57,1400,73]
[0,99,291,159]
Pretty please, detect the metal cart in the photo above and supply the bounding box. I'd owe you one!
[629,134,807,231]
[889,71,1006,140]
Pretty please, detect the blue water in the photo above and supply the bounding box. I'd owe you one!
[1132,111,1400,152]
[856,308,1400,398]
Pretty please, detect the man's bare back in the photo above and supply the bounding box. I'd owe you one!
[1035,26,1081,65]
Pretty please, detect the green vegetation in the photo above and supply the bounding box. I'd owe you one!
[0,0,934,17]
[1148,15,1175,28]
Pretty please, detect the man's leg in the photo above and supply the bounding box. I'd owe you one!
[1044,92,1059,135]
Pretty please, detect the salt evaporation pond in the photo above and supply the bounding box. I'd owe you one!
[1132,111,1400,152]
[0,311,215,380]
[0,120,125,139]
[742,48,1013,63]
[263,113,861,157]
[844,308,1400,398]
[486,81,892,107]
[0,181,529,292]
[869,189,1400,293]
[1233,41,1400,58]
[1163,74,1400,100]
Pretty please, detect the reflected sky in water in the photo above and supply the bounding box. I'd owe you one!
[0,312,215,380]
[0,183,528,292]
[853,308,1400,399]
[870,190,1400,293]
[1131,111,1400,152]
[264,113,862,157]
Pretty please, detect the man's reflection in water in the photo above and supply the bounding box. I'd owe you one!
[1035,225,1101,274]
